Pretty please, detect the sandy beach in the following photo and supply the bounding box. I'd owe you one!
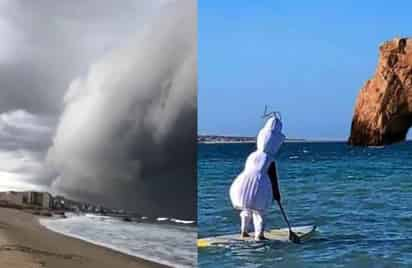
[0,207,168,268]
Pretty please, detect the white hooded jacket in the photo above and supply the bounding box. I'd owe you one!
[229,116,285,211]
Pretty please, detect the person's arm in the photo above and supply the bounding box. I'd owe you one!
[268,161,281,201]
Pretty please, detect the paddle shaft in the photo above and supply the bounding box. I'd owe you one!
[275,191,301,243]
[276,199,293,232]
[269,162,295,234]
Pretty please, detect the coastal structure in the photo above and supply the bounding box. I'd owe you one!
[28,192,52,209]
[0,191,52,209]
[0,190,123,216]
[349,37,412,146]
[0,191,26,206]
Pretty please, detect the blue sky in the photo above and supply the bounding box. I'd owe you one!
[198,0,412,140]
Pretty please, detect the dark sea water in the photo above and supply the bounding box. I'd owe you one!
[198,141,412,268]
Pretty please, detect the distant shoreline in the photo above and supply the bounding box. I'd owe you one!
[198,140,255,144]
[198,140,347,144]
[197,135,346,144]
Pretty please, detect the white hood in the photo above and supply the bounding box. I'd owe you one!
[256,116,285,157]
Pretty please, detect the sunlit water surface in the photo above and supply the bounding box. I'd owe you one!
[198,142,412,267]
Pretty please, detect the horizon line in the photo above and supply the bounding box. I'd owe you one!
[197,134,349,142]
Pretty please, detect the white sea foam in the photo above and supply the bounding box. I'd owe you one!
[170,218,195,224]
[40,215,196,267]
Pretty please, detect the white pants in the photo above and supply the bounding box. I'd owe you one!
[240,209,265,239]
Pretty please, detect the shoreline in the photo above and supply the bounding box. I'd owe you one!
[0,207,169,268]
[39,217,184,268]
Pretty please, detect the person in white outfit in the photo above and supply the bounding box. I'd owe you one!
[229,114,285,240]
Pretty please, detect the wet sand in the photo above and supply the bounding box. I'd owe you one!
[0,207,169,268]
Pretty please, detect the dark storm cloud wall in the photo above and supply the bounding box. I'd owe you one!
[0,0,197,219]
[46,0,197,219]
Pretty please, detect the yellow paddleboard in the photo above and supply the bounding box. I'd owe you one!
[198,225,316,248]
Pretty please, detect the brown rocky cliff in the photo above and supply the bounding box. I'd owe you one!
[348,37,412,146]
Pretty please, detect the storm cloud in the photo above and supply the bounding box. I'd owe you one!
[0,0,196,219]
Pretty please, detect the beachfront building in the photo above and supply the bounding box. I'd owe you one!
[27,192,52,209]
[0,191,26,205]
[0,191,52,209]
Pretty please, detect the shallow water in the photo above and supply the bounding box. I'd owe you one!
[40,214,196,267]
[198,142,412,267]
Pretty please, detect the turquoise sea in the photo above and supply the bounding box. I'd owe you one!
[198,141,412,267]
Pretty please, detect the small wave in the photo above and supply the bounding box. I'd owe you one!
[39,219,186,268]
[84,214,113,220]
[141,216,148,220]
[170,218,195,224]
[39,216,195,267]
[289,156,299,159]
[303,150,309,153]
[64,212,79,218]
[156,217,169,221]
[368,145,384,149]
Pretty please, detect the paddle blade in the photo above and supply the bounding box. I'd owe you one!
[289,231,301,244]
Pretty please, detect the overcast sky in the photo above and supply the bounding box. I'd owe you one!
[0,0,196,219]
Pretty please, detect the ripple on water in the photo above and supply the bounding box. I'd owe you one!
[198,142,412,267]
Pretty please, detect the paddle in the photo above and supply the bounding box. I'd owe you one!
[268,162,301,244]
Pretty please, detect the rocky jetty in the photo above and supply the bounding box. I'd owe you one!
[349,37,412,146]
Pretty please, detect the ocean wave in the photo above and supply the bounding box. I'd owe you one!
[69,212,196,226]
[84,213,113,220]
[39,215,196,267]
[170,218,195,224]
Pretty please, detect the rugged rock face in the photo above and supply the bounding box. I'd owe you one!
[349,37,412,146]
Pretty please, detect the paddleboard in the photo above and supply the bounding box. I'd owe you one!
[198,225,316,248]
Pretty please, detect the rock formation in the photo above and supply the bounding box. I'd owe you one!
[349,37,412,146]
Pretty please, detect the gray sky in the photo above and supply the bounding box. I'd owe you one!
[0,0,196,219]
